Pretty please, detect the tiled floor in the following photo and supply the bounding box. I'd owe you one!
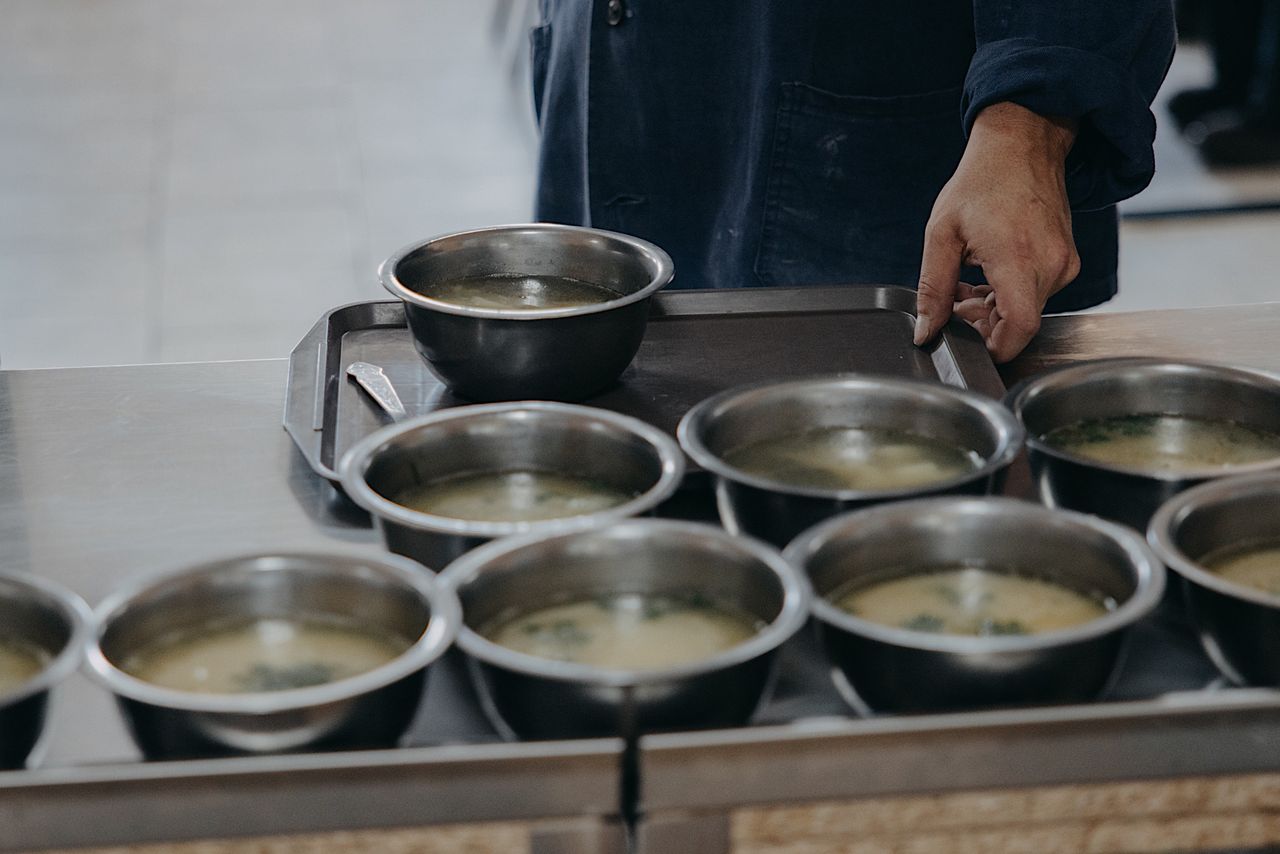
[0,5,1277,368]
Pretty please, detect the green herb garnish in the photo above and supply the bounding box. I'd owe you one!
[901,613,945,633]
[978,619,1027,636]
[234,662,336,692]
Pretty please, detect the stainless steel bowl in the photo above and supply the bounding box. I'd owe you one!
[1148,473,1280,685]
[785,497,1165,714]
[439,519,811,740]
[0,573,91,769]
[339,402,686,570]
[1007,358,1280,531]
[379,223,674,402]
[85,552,460,759]
[677,375,1024,547]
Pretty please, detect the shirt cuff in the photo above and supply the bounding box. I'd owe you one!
[963,39,1158,212]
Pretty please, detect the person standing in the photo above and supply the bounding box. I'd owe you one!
[529,1,1176,362]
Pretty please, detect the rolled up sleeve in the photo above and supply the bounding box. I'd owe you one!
[964,1,1176,211]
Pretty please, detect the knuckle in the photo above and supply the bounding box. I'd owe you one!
[1008,311,1042,339]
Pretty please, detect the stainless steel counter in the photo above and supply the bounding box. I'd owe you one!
[3,300,1280,852]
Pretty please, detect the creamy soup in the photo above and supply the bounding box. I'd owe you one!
[483,594,760,669]
[1205,541,1280,597]
[420,274,622,310]
[0,639,47,693]
[1043,414,1280,473]
[394,470,637,523]
[722,426,983,491]
[834,566,1111,637]
[123,618,411,694]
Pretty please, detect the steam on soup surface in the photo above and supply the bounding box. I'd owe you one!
[1205,541,1280,597]
[1043,414,1280,473]
[722,426,982,491]
[834,566,1111,637]
[421,274,622,311]
[123,618,412,694]
[394,470,637,523]
[484,594,760,669]
[0,639,47,693]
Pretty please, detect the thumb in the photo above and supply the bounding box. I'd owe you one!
[914,222,963,346]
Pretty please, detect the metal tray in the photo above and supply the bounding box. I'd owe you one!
[283,286,1005,483]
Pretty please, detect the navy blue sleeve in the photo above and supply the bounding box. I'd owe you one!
[964,1,1176,211]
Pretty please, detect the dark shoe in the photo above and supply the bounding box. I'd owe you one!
[1167,86,1247,132]
[1195,113,1280,166]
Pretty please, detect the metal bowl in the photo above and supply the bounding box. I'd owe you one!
[1007,358,1280,531]
[85,552,460,759]
[379,223,674,402]
[0,573,91,769]
[339,402,686,570]
[439,519,811,740]
[1148,473,1280,685]
[677,375,1024,547]
[785,497,1165,714]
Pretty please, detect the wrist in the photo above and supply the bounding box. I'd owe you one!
[970,102,1077,165]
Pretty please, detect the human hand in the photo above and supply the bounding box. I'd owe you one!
[912,102,1080,363]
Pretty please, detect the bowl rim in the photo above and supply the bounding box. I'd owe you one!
[439,518,813,687]
[1006,357,1280,483]
[785,496,1166,654]
[378,223,675,320]
[83,551,461,715]
[1148,471,1280,609]
[0,572,92,709]
[337,401,687,541]
[675,374,1025,501]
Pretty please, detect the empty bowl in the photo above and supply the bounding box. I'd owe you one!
[439,519,811,739]
[1148,472,1280,685]
[1006,358,1280,530]
[677,374,1023,547]
[379,223,674,401]
[785,497,1165,714]
[339,402,685,570]
[0,573,91,769]
[85,552,459,759]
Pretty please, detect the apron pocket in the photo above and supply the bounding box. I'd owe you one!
[754,83,966,287]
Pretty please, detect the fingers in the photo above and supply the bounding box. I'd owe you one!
[914,219,965,347]
[953,283,993,303]
[981,267,1043,363]
[952,294,992,325]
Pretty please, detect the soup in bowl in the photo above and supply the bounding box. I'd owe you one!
[85,552,459,758]
[0,573,90,769]
[339,402,685,571]
[1007,358,1280,530]
[440,519,811,739]
[1148,472,1280,686]
[678,375,1024,547]
[785,497,1164,714]
[379,223,673,401]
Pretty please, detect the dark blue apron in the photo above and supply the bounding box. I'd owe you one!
[531,0,1173,314]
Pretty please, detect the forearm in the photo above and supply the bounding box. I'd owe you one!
[966,0,1175,210]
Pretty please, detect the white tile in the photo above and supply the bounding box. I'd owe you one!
[0,119,156,193]
[156,205,360,354]
[1101,213,1280,313]
[166,0,339,106]
[164,105,355,205]
[159,205,356,271]
[0,190,151,252]
[158,258,352,331]
[0,247,151,369]
[0,0,171,90]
